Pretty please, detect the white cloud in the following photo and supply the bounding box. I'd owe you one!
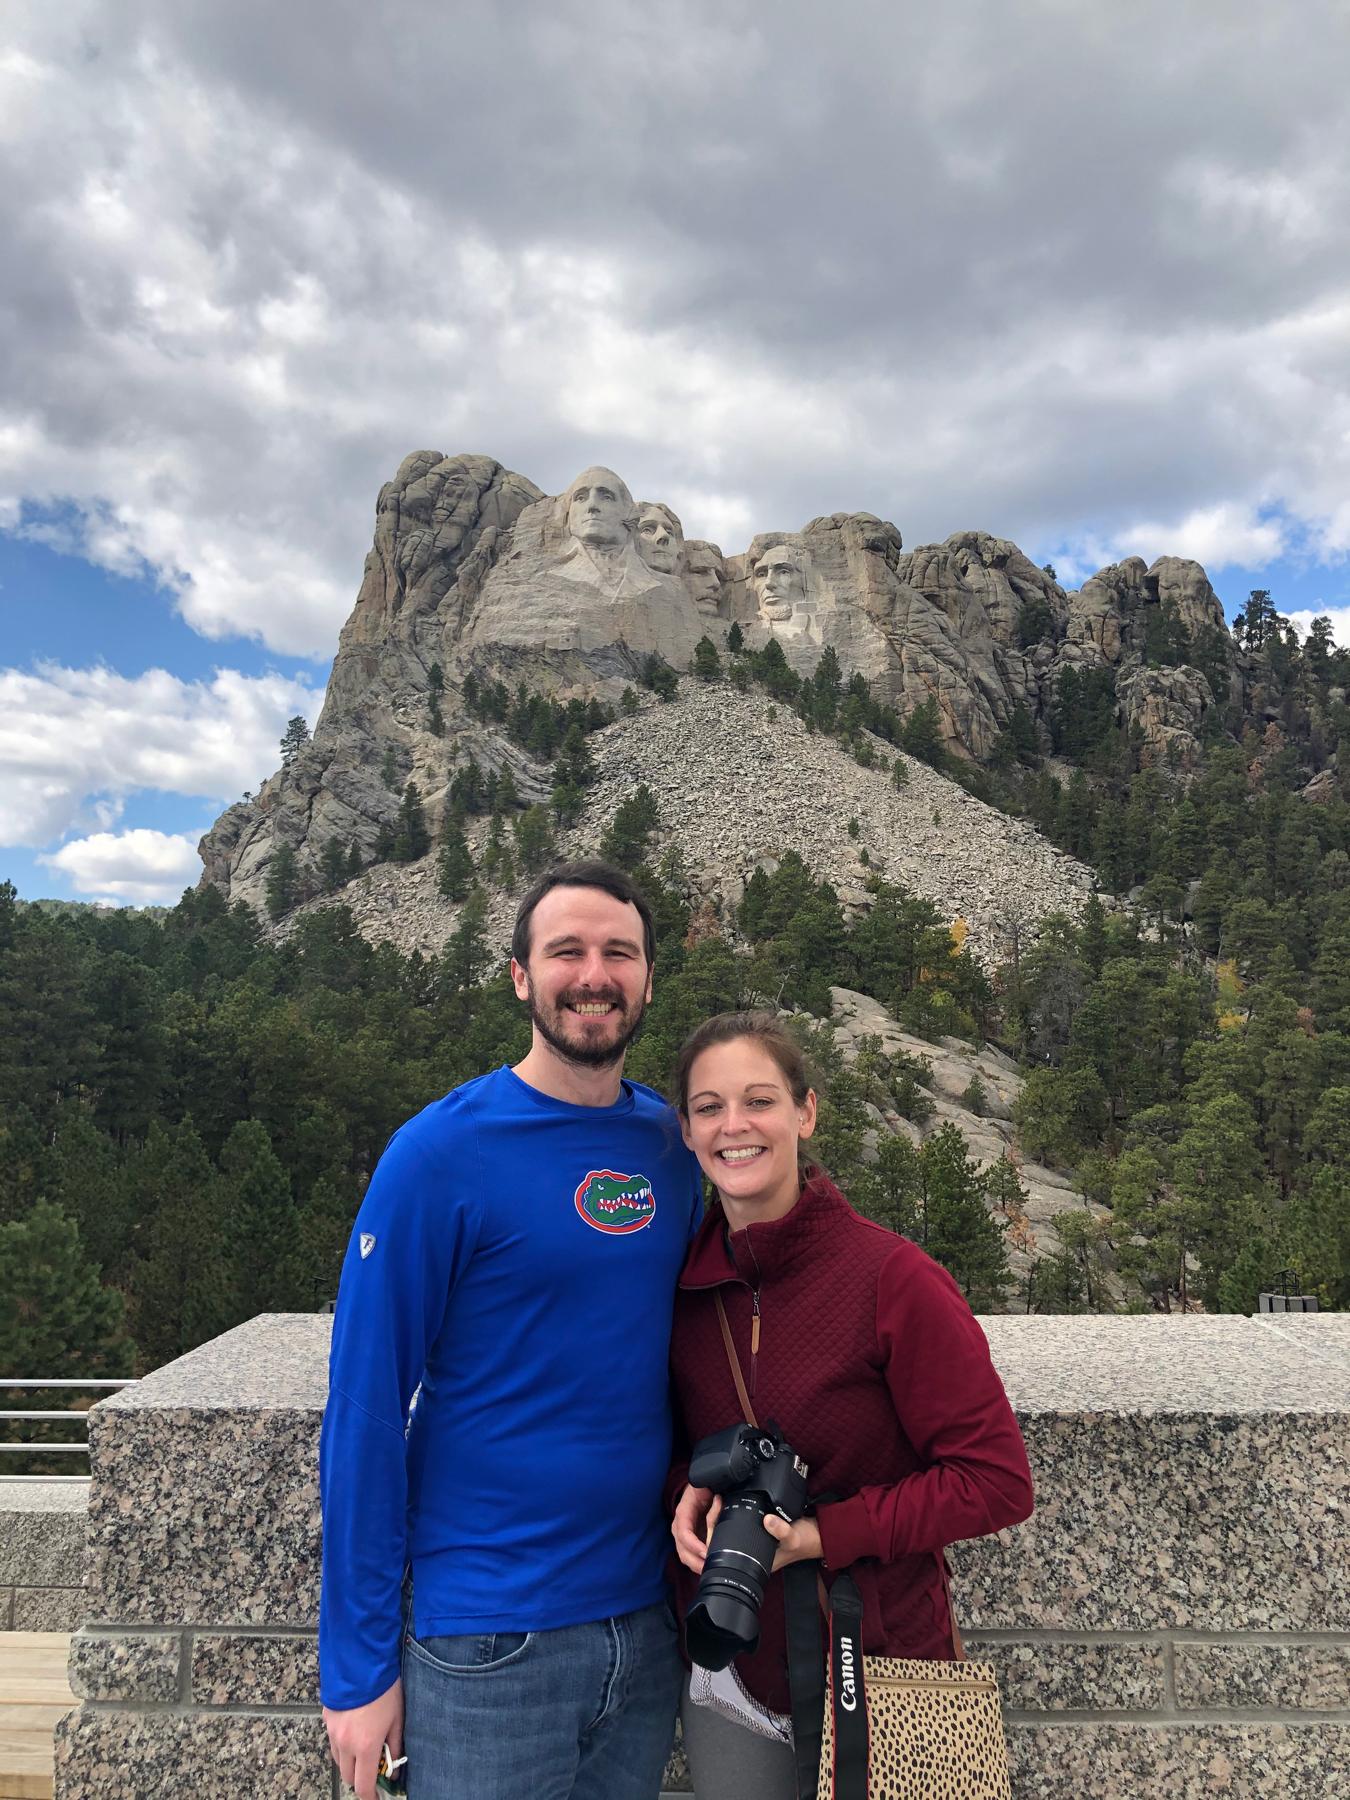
[1287,606,1350,648]
[1,0,1350,656]
[1108,503,1289,574]
[0,663,324,847]
[38,828,202,906]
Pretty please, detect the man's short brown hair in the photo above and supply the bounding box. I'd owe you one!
[510,860,656,969]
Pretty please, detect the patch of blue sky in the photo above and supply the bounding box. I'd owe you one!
[0,525,331,689]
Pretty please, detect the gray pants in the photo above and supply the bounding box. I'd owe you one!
[680,1675,798,1800]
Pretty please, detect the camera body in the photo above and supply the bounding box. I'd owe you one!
[685,1422,809,1672]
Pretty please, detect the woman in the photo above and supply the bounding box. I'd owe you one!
[668,1012,1033,1799]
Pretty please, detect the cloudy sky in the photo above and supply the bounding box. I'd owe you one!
[3,0,1349,903]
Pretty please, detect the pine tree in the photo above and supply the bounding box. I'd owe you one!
[692,636,722,682]
[726,622,745,654]
[220,1118,303,1314]
[441,888,492,994]
[496,765,521,814]
[0,918,100,1130]
[600,785,660,871]
[345,842,364,881]
[380,745,400,791]
[427,662,446,736]
[514,805,557,875]
[0,1103,47,1226]
[620,686,639,716]
[917,1125,1010,1310]
[265,844,299,921]
[127,1119,231,1369]
[0,1201,137,1389]
[393,783,431,861]
[320,837,349,893]
[279,716,311,766]
[899,695,945,768]
[46,1112,134,1284]
[89,949,165,1144]
[450,756,486,816]
[437,822,475,900]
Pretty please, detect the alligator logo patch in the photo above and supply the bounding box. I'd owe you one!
[574,1169,656,1235]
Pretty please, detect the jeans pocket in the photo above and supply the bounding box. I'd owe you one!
[405,1629,534,1675]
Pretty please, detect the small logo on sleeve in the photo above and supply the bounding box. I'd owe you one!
[574,1170,656,1234]
[359,1233,377,1259]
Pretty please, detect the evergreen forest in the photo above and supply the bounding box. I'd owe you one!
[4,592,1349,1466]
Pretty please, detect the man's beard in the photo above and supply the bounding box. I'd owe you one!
[527,982,647,1070]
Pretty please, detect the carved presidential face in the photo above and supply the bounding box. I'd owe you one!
[565,467,634,549]
[752,544,805,621]
[683,542,725,615]
[635,503,684,574]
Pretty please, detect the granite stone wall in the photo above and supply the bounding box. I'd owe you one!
[52,1311,1350,1799]
[0,1479,88,1631]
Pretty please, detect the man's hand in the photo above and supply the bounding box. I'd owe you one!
[323,1675,403,1800]
[671,1483,722,1573]
[762,1512,823,1572]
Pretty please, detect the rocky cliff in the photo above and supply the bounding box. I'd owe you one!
[199,449,1243,915]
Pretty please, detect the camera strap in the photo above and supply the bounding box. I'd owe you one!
[714,1290,828,1799]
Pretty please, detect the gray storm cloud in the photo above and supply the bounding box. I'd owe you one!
[1,0,1348,655]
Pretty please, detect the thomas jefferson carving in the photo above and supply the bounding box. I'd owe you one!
[635,502,684,575]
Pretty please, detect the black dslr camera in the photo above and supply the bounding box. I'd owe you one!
[684,1422,809,1671]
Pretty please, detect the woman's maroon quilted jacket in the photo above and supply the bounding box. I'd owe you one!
[668,1170,1033,1714]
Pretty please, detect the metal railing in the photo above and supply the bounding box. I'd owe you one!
[0,1379,138,1482]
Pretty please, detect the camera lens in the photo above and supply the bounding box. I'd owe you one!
[684,1495,776,1672]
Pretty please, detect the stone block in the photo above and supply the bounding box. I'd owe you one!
[953,1317,1350,1634]
[1005,1722,1350,1797]
[966,1637,1167,1711]
[1174,1641,1350,1711]
[68,1629,181,1701]
[190,1631,319,1706]
[13,1585,87,1630]
[54,1705,332,1799]
[85,1315,327,1625]
[0,1479,88,1586]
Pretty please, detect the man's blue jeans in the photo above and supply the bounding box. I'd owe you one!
[401,1599,682,1799]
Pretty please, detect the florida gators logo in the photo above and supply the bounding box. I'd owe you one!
[574,1169,656,1234]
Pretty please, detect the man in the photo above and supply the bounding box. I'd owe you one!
[320,861,700,1800]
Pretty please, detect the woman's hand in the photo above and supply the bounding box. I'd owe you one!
[672,1483,723,1573]
[762,1513,823,1572]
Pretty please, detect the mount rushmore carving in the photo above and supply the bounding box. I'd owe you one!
[199,450,1241,907]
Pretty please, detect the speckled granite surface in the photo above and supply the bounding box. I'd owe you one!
[86,1403,321,1624]
[190,1631,319,1706]
[1251,1312,1350,1372]
[1174,1641,1350,1711]
[0,1478,88,1585]
[68,1630,181,1702]
[967,1638,1168,1711]
[53,1312,1350,1798]
[1005,1722,1350,1797]
[12,1584,86,1630]
[53,1706,332,1799]
[979,1315,1350,1413]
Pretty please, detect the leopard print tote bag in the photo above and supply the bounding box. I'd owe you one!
[816,1572,1012,1800]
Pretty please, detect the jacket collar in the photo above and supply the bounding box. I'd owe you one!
[679,1167,852,1290]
